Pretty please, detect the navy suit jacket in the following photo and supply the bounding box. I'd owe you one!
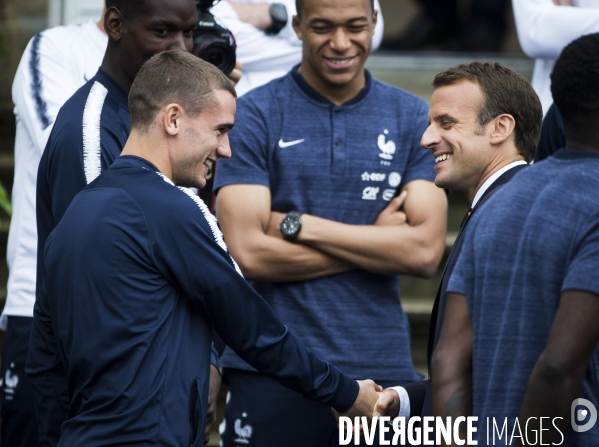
[403,164,528,418]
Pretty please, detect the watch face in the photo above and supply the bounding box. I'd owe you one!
[282,218,299,235]
[281,212,301,240]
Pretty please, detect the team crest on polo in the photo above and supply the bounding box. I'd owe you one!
[378,129,396,166]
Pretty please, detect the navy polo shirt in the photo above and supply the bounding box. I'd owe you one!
[28,156,358,446]
[215,66,435,381]
[448,149,599,444]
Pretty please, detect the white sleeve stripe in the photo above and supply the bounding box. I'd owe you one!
[154,172,244,277]
[82,81,108,184]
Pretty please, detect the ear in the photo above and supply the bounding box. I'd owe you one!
[104,7,125,42]
[163,104,183,136]
[292,15,302,40]
[371,9,378,34]
[489,114,516,146]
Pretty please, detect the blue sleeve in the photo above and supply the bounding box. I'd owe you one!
[562,217,599,296]
[401,99,436,186]
[213,95,273,191]
[26,240,70,447]
[534,104,565,163]
[151,195,359,412]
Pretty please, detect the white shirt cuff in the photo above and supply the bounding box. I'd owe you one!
[388,386,411,419]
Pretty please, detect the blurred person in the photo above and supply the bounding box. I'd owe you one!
[210,0,384,96]
[381,0,509,53]
[433,33,599,445]
[28,49,381,447]
[373,63,543,422]
[213,0,448,444]
[513,0,599,114]
[1,13,107,447]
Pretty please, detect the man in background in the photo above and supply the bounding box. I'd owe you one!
[214,0,447,444]
[1,11,107,447]
[211,0,384,96]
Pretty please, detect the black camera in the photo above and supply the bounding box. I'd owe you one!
[193,0,237,75]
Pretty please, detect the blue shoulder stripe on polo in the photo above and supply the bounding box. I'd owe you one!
[29,33,52,130]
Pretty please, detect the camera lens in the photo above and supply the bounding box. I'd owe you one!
[193,36,236,75]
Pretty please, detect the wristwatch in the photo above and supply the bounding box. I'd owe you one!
[266,3,288,35]
[280,211,302,242]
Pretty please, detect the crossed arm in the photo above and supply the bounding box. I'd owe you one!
[216,179,447,282]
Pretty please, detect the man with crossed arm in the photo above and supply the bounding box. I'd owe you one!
[214,0,447,444]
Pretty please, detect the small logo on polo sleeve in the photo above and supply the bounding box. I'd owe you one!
[362,187,379,200]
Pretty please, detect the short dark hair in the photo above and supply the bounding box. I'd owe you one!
[295,0,374,16]
[433,62,542,162]
[105,0,147,18]
[551,33,599,127]
[129,50,237,132]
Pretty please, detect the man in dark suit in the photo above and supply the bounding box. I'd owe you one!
[373,62,543,421]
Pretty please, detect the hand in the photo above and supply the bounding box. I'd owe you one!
[229,2,272,29]
[373,388,400,418]
[204,364,222,445]
[266,211,285,239]
[373,190,408,226]
[340,380,383,421]
[552,0,572,5]
[227,61,243,86]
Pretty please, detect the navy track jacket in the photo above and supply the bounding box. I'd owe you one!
[27,156,359,446]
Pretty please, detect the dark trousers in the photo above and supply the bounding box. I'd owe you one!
[1,316,40,447]
[220,368,413,447]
